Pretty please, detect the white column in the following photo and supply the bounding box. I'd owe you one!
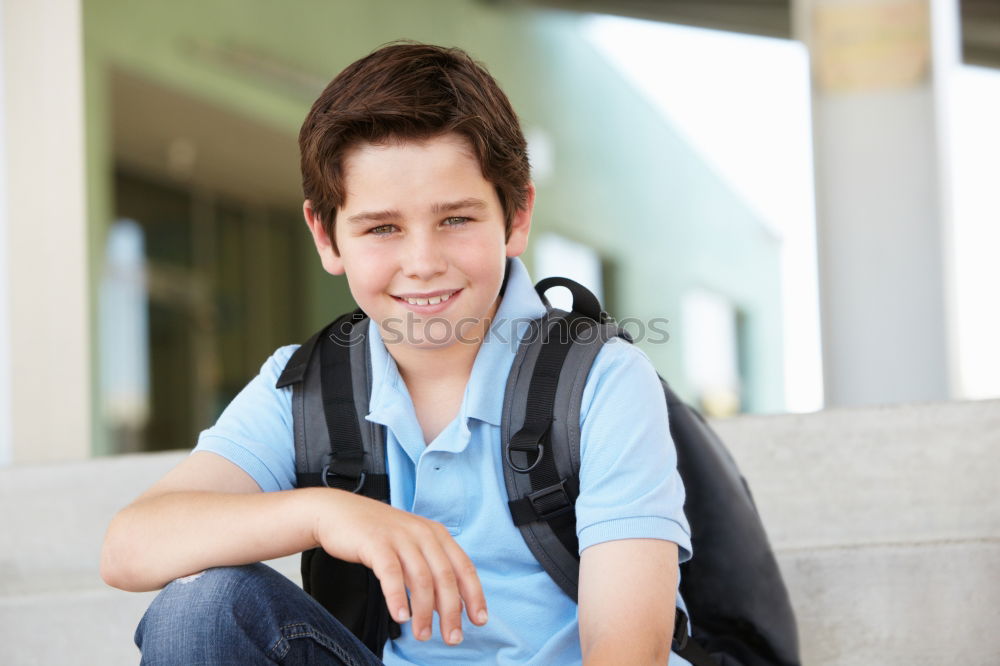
[0,0,9,466]
[0,0,90,463]
[794,0,960,407]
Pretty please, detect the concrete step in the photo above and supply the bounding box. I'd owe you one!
[714,398,1000,666]
[776,539,1000,665]
[0,451,299,665]
[714,397,1000,550]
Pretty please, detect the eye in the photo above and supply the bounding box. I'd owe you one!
[368,224,396,236]
[443,216,470,227]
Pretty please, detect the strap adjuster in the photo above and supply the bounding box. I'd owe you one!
[527,480,573,521]
[672,608,690,650]
[321,454,366,493]
[505,423,550,473]
[322,466,366,493]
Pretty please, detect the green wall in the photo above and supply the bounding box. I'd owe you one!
[83,0,783,453]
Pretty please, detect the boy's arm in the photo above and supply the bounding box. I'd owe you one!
[578,538,679,665]
[101,451,309,591]
[100,451,487,645]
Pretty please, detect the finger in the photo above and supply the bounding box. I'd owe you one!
[420,533,465,645]
[398,543,436,641]
[438,531,488,626]
[369,550,411,624]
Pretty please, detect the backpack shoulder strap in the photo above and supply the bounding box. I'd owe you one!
[500,278,625,601]
[501,278,716,665]
[277,310,399,656]
[276,322,328,487]
[276,309,387,498]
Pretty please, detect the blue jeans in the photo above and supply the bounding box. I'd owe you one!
[135,563,384,665]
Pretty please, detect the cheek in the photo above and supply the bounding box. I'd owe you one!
[463,240,506,274]
[341,244,393,286]
[350,268,388,297]
[456,233,506,264]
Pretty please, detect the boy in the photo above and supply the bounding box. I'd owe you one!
[102,43,693,665]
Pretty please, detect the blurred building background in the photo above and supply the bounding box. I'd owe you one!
[1,0,998,463]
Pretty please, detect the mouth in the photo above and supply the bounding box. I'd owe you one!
[391,288,462,312]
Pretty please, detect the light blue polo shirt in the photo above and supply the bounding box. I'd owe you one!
[196,257,693,665]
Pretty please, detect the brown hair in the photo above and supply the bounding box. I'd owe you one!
[299,42,531,254]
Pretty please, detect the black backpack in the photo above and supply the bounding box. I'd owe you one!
[275,275,800,666]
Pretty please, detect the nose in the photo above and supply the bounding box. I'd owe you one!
[401,228,447,281]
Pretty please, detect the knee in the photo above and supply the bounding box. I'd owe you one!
[142,565,262,619]
[135,564,282,660]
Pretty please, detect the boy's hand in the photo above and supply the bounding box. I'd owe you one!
[309,488,487,646]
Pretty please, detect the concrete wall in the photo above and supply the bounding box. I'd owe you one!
[2,398,998,664]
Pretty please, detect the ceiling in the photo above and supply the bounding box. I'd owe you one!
[500,0,1000,69]
[112,68,303,208]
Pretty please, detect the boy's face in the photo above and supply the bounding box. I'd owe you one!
[305,133,533,350]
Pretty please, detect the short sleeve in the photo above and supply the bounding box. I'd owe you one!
[575,338,692,562]
[193,345,299,492]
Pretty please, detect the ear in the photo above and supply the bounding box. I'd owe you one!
[303,200,345,275]
[505,182,535,258]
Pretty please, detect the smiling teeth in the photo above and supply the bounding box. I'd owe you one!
[405,292,452,306]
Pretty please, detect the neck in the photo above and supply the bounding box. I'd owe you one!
[384,313,493,388]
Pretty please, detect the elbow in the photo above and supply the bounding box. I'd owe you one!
[99,550,126,590]
[100,553,165,593]
[100,520,132,590]
[99,540,131,590]
[100,511,154,592]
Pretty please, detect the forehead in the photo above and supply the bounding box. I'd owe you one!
[339,133,493,206]
[342,133,480,173]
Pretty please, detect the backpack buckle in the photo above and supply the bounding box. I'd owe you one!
[527,480,573,521]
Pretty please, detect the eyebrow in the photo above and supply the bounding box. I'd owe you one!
[431,198,488,214]
[346,209,403,225]
[345,198,488,225]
